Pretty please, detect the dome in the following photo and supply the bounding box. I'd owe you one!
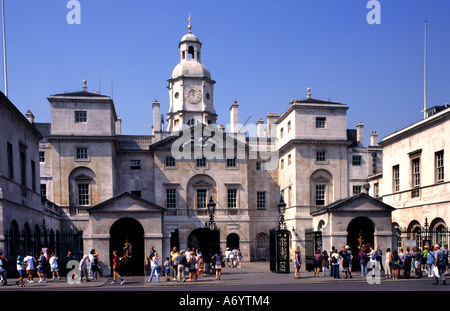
[180,33,201,43]
[171,61,211,79]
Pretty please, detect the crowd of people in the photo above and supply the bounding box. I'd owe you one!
[298,243,449,285]
[144,246,243,284]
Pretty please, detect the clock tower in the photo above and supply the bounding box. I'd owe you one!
[167,19,217,132]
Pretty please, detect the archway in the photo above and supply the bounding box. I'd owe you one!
[109,217,144,276]
[347,216,375,270]
[226,233,240,250]
[188,228,220,259]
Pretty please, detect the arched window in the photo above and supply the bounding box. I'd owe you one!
[188,46,195,59]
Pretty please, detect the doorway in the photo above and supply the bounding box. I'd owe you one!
[109,217,144,276]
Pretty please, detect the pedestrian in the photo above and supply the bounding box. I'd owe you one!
[164,257,171,282]
[149,245,157,261]
[171,247,179,280]
[147,252,160,283]
[358,248,368,277]
[236,249,243,268]
[176,249,187,282]
[384,248,392,279]
[0,251,7,286]
[37,251,48,283]
[321,250,329,277]
[444,245,449,275]
[331,249,341,279]
[49,252,61,280]
[225,248,231,268]
[89,249,99,280]
[403,248,412,279]
[212,248,224,281]
[15,251,26,287]
[413,247,422,278]
[342,246,353,279]
[24,251,36,283]
[375,246,384,273]
[426,248,435,278]
[64,251,76,279]
[111,250,125,285]
[432,244,446,286]
[391,250,401,280]
[368,245,377,278]
[79,255,89,282]
[329,246,335,277]
[313,249,321,277]
[144,256,151,276]
[188,251,197,282]
[294,246,302,279]
[197,255,204,278]
[422,245,429,275]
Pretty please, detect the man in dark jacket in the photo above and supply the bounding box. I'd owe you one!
[433,244,447,286]
[175,250,187,282]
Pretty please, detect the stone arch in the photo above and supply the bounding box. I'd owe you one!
[310,169,333,207]
[68,166,97,207]
[186,174,217,214]
[226,233,240,249]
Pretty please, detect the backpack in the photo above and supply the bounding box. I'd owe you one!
[344,252,351,263]
[331,256,337,264]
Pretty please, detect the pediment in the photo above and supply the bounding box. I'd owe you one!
[88,192,165,214]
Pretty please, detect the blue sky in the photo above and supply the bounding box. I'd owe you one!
[2,0,450,143]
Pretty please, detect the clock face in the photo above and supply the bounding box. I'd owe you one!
[184,87,202,103]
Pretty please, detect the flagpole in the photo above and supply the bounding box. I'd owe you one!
[2,0,7,97]
[423,20,427,119]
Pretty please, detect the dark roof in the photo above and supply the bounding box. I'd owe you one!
[50,91,109,98]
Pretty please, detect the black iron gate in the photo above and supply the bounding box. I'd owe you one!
[269,228,291,273]
[3,230,83,277]
[305,229,322,272]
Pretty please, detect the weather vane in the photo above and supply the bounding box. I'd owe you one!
[188,13,192,33]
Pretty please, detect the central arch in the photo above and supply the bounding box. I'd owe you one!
[109,217,144,276]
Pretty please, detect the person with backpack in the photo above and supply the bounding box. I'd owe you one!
[403,248,412,279]
[433,244,446,286]
[426,247,435,278]
[330,248,341,279]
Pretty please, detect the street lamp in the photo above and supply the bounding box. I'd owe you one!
[206,195,217,230]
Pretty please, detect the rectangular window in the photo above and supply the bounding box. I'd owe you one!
[316,117,326,128]
[352,185,362,195]
[39,151,45,163]
[130,160,141,170]
[40,184,47,199]
[196,189,207,209]
[393,165,400,192]
[257,191,266,210]
[412,158,420,188]
[227,189,237,208]
[352,155,362,166]
[7,142,13,179]
[166,189,177,209]
[436,150,444,183]
[226,158,236,168]
[315,185,326,206]
[77,183,90,206]
[76,147,88,159]
[165,156,176,167]
[31,160,36,191]
[20,151,26,186]
[287,121,291,133]
[374,182,379,198]
[196,157,206,168]
[75,111,87,123]
[256,162,266,171]
[288,154,292,165]
[280,159,284,169]
[280,127,284,138]
[316,151,326,162]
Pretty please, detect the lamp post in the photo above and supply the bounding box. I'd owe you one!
[277,196,287,230]
[206,195,217,230]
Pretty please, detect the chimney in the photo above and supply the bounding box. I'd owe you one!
[83,79,87,92]
[25,110,35,123]
[152,100,160,134]
[115,116,122,135]
[230,101,239,133]
[257,118,265,137]
[266,113,279,138]
[370,131,378,146]
[356,122,364,147]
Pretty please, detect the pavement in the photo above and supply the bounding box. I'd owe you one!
[0,261,444,290]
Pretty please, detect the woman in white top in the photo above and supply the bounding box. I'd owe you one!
[147,252,160,283]
[384,248,392,279]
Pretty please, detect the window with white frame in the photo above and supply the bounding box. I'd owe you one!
[316,151,326,162]
[227,188,237,208]
[196,189,207,209]
[130,160,141,170]
[77,183,90,206]
[76,147,88,160]
[393,165,400,192]
[315,185,326,206]
[75,111,87,123]
[352,155,362,166]
[352,185,362,195]
[165,156,176,167]
[39,151,45,163]
[412,158,420,188]
[166,189,177,209]
[436,150,444,183]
